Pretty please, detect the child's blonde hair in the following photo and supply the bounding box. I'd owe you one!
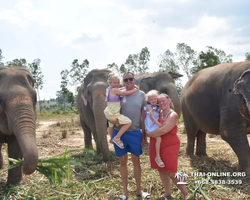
[107,72,119,85]
[145,90,159,102]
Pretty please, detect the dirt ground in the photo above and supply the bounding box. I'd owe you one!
[35,118,246,161]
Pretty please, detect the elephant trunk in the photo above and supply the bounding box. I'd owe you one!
[8,102,38,175]
[93,93,109,161]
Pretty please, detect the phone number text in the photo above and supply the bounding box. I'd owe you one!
[194,179,242,185]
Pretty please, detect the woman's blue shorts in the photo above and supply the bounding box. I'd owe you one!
[112,129,143,157]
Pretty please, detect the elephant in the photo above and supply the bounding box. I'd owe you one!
[76,69,111,161]
[181,61,250,174]
[135,72,182,116]
[0,66,38,185]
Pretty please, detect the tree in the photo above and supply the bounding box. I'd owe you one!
[67,91,76,109]
[107,63,126,77]
[69,59,89,92]
[28,58,45,112]
[245,52,250,61]
[57,70,70,110]
[206,46,232,63]
[191,46,233,75]
[176,43,197,79]
[0,49,3,65]
[6,58,28,67]
[157,49,183,96]
[157,49,180,74]
[124,47,150,74]
[191,50,220,75]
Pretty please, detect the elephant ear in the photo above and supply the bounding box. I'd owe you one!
[138,76,152,92]
[234,69,250,100]
[80,85,90,106]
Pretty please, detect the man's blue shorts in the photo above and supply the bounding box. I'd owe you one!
[112,129,143,157]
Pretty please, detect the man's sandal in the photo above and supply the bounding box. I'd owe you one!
[137,192,151,199]
[112,137,124,149]
[155,157,165,168]
[119,194,127,200]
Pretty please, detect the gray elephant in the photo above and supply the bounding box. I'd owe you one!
[76,69,111,161]
[181,61,250,174]
[135,72,182,116]
[0,66,38,185]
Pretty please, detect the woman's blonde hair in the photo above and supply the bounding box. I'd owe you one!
[158,93,174,109]
[145,90,159,101]
[107,72,119,84]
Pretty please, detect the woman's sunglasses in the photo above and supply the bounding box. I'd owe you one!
[123,77,134,82]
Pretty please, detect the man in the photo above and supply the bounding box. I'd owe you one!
[111,72,151,200]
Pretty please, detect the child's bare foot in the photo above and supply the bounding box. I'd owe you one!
[112,137,124,149]
[155,157,165,167]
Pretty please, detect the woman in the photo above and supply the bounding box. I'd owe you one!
[146,93,189,200]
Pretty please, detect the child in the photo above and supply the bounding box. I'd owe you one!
[104,72,139,149]
[144,90,165,168]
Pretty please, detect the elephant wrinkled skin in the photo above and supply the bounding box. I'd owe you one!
[0,66,38,185]
[135,72,182,116]
[76,69,111,161]
[181,61,250,175]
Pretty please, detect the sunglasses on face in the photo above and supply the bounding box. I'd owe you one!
[123,77,134,82]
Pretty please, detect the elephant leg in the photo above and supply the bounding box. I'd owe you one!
[7,137,23,185]
[80,116,93,149]
[195,130,207,156]
[0,143,3,169]
[183,115,198,157]
[221,125,250,175]
[220,109,250,175]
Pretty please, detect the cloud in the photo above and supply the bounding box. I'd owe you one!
[0,0,55,31]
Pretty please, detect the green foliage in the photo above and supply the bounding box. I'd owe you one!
[6,148,84,185]
[107,62,126,77]
[157,49,180,74]
[124,47,150,74]
[245,52,250,61]
[28,58,45,90]
[69,59,89,92]
[191,46,233,75]
[107,47,150,76]
[0,48,3,63]
[56,70,77,110]
[206,46,232,63]
[6,58,28,67]
[176,43,197,79]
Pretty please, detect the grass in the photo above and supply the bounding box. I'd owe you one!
[1,114,250,199]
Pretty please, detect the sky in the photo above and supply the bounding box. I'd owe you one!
[1,0,249,100]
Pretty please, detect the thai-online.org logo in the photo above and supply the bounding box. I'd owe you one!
[174,171,246,185]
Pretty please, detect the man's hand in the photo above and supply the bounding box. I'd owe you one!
[109,118,119,125]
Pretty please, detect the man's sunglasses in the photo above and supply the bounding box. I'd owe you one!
[123,77,134,82]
